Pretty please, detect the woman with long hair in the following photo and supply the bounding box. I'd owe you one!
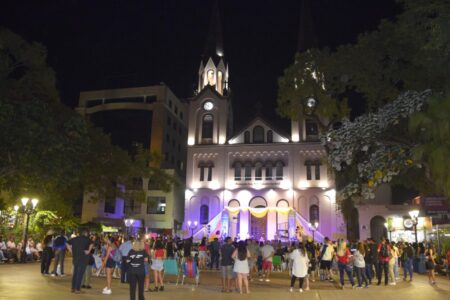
[150,239,166,292]
[354,242,369,288]
[127,238,149,300]
[198,237,207,270]
[232,241,251,294]
[425,244,437,285]
[102,237,117,295]
[336,239,355,289]
[289,242,309,293]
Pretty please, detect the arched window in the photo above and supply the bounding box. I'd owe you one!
[265,162,273,180]
[234,162,242,181]
[305,119,319,140]
[255,162,263,180]
[275,161,284,180]
[267,130,273,143]
[244,131,250,143]
[309,205,319,223]
[253,126,264,143]
[244,161,252,181]
[200,205,209,224]
[202,114,213,140]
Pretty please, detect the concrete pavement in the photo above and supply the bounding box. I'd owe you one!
[0,261,449,300]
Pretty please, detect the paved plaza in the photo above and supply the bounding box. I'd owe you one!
[0,261,449,300]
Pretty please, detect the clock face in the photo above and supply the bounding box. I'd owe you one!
[203,101,214,111]
[403,219,413,229]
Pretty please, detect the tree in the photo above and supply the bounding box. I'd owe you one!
[277,0,450,226]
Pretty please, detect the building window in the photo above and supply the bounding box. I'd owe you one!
[200,205,209,225]
[146,95,157,103]
[174,106,178,114]
[124,199,141,215]
[309,204,319,223]
[207,166,213,181]
[167,116,171,126]
[244,162,252,181]
[147,197,166,214]
[104,198,116,214]
[202,114,213,140]
[168,100,172,108]
[275,161,284,180]
[234,162,242,181]
[265,162,273,180]
[306,162,312,180]
[305,119,319,140]
[315,162,321,180]
[253,126,264,143]
[199,166,205,181]
[255,162,263,180]
[244,131,250,143]
[267,130,273,143]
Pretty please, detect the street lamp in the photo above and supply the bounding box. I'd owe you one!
[187,220,198,237]
[309,221,319,242]
[19,197,38,263]
[409,209,419,243]
[124,218,135,238]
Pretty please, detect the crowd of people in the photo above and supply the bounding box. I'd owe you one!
[2,230,450,300]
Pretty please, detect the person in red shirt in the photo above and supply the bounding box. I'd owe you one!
[336,240,355,289]
[376,237,391,285]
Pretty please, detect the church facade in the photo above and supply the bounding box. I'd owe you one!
[183,8,345,241]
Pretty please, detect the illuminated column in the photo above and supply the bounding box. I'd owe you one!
[267,211,276,240]
[239,209,249,241]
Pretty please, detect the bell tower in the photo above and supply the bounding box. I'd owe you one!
[188,0,232,146]
[197,0,229,96]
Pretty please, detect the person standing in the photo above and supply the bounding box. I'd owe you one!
[376,237,391,286]
[102,237,118,295]
[388,241,397,285]
[425,244,437,285]
[66,230,93,294]
[336,240,355,289]
[150,239,166,292]
[220,237,234,293]
[232,241,251,294]
[260,240,275,282]
[289,242,309,293]
[41,234,54,275]
[319,237,334,281]
[127,239,149,300]
[119,236,133,283]
[354,242,369,288]
[209,237,220,270]
[401,242,414,281]
[52,230,67,276]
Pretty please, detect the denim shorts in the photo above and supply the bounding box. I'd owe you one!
[106,259,116,269]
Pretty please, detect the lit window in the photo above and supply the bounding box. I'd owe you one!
[147,197,166,214]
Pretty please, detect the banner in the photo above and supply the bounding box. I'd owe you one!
[224,207,293,218]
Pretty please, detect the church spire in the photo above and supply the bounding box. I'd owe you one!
[297,0,318,53]
[203,0,224,59]
[197,0,229,96]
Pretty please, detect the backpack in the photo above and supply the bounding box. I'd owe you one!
[112,249,122,263]
[380,244,389,258]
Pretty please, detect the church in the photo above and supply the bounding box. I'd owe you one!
[183,1,345,242]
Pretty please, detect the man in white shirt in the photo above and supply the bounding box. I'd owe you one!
[260,241,275,282]
[319,237,334,281]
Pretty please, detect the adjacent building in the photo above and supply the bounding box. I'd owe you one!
[77,84,187,234]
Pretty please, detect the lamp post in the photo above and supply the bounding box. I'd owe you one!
[409,209,419,243]
[187,220,198,237]
[19,197,38,263]
[124,218,135,238]
[309,221,319,242]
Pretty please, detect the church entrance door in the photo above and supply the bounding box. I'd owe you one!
[250,205,267,240]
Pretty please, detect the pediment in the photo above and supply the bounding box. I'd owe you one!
[229,117,290,144]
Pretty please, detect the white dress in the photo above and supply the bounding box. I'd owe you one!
[289,249,309,278]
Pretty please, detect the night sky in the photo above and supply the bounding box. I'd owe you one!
[1,0,401,131]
